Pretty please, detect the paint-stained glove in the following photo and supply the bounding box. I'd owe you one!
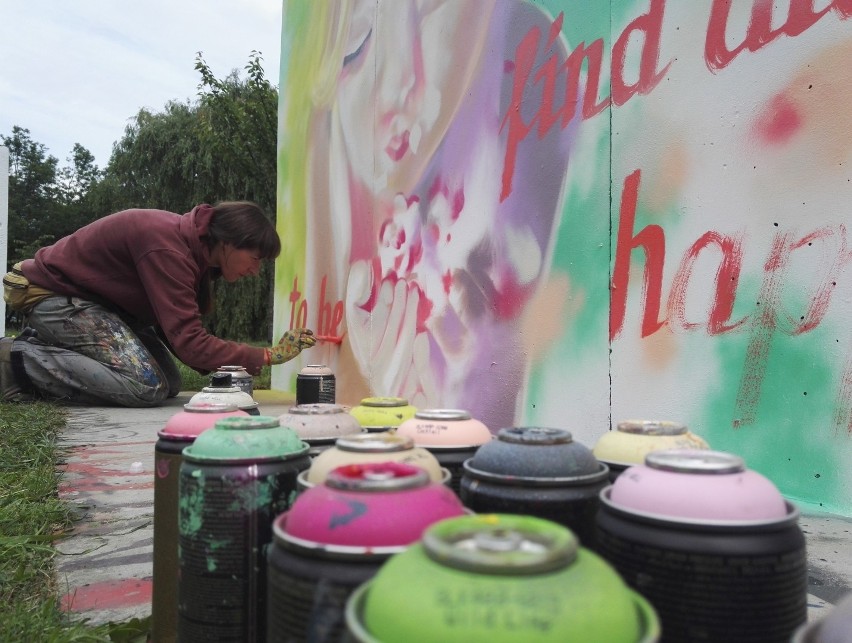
[265,328,316,365]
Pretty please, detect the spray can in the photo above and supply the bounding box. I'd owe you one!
[214,365,253,397]
[267,462,467,642]
[460,427,609,548]
[296,364,336,404]
[177,416,310,642]
[278,403,363,457]
[396,409,493,494]
[349,396,418,432]
[151,402,248,643]
[189,372,260,415]
[345,514,659,642]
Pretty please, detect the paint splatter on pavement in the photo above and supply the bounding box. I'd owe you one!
[54,391,295,627]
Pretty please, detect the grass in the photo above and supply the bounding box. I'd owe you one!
[0,401,142,641]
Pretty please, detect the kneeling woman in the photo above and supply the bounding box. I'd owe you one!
[1,201,314,406]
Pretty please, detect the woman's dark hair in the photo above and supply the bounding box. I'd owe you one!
[207,201,281,259]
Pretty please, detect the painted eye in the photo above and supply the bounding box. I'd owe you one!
[343,0,374,68]
[343,27,371,67]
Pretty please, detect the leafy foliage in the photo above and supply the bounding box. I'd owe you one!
[3,51,279,342]
[2,127,64,264]
[193,51,279,341]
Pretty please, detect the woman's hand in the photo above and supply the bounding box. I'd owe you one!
[265,328,316,365]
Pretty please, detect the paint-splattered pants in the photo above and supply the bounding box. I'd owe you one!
[12,296,182,407]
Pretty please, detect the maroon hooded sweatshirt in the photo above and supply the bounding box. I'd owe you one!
[21,205,267,374]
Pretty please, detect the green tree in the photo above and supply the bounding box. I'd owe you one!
[55,143,103,236]
[2,127,62,265]
[2,128,104,268]
[97,51,279,342]
[194,51,279,342]
[57,143,100,204]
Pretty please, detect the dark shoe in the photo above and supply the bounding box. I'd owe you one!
[19,326,38,339]
[1,337,20,399]
[1,337,34,402]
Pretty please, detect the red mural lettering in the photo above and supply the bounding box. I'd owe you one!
[610,169,667,340]
[609,171,850,429]
[501,2,671,201]
[705,0,851,72]
[533,12,566,137]
[500,24,538,202]
[732,225,851,427]
[559,39,609,125]
[667,231,748,334]
[318,275,344,337]
[501,0,852,199]
[611,0,672,105]
[733,233,795,427]
[288,277,302,329]
[289,276,334,335]
[779,226,852,335]
[835,352,852,435]
[289,274,343,334]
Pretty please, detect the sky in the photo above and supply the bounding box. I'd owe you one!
[0,0,283,169]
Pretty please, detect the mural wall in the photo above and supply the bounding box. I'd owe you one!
[275,0,852,515]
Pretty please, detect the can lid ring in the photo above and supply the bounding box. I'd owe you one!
[299,364,334,376]
[359,396,409,408]
[497,426,573,445]
[617,420,687,436]
[414,409,471,421]
[645,449,745,474]
[336,433,414,452]
[325,465,430,491]
[462,458,610,487]
[182,401,241,413]
[422,514,577,575]
[217,365,249,373]
[286,403,347,415]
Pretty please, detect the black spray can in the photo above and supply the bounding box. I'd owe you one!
[177,416,310,642]
[214,365,254,397]
[296,364,336,405]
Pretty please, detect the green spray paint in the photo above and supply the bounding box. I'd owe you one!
[226,474,279,512]
[701,315,844,513]
[179,469,205,536]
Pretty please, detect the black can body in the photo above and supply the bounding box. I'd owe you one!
[459,427,609,548]
[296,365,336,405]
[267,545,386,642]
[459,466,608,548]
[152,436,190,643]
[595,498,807,642]
[177,455,310,642]
[215,366,254,397]
[429,446,477,495]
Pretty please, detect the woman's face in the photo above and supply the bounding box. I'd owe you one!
[218,245,262,282]
[334,0,495,195]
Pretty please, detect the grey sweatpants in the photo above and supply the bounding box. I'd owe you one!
[12,296,182,407]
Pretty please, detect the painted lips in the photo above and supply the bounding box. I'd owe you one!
[385,130,410,161]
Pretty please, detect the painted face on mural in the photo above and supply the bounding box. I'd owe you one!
[321,0,573,426]
[335,0,494,196]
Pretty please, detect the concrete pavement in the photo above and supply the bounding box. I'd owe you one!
[55,390,297,627]
[54,392,852,630]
